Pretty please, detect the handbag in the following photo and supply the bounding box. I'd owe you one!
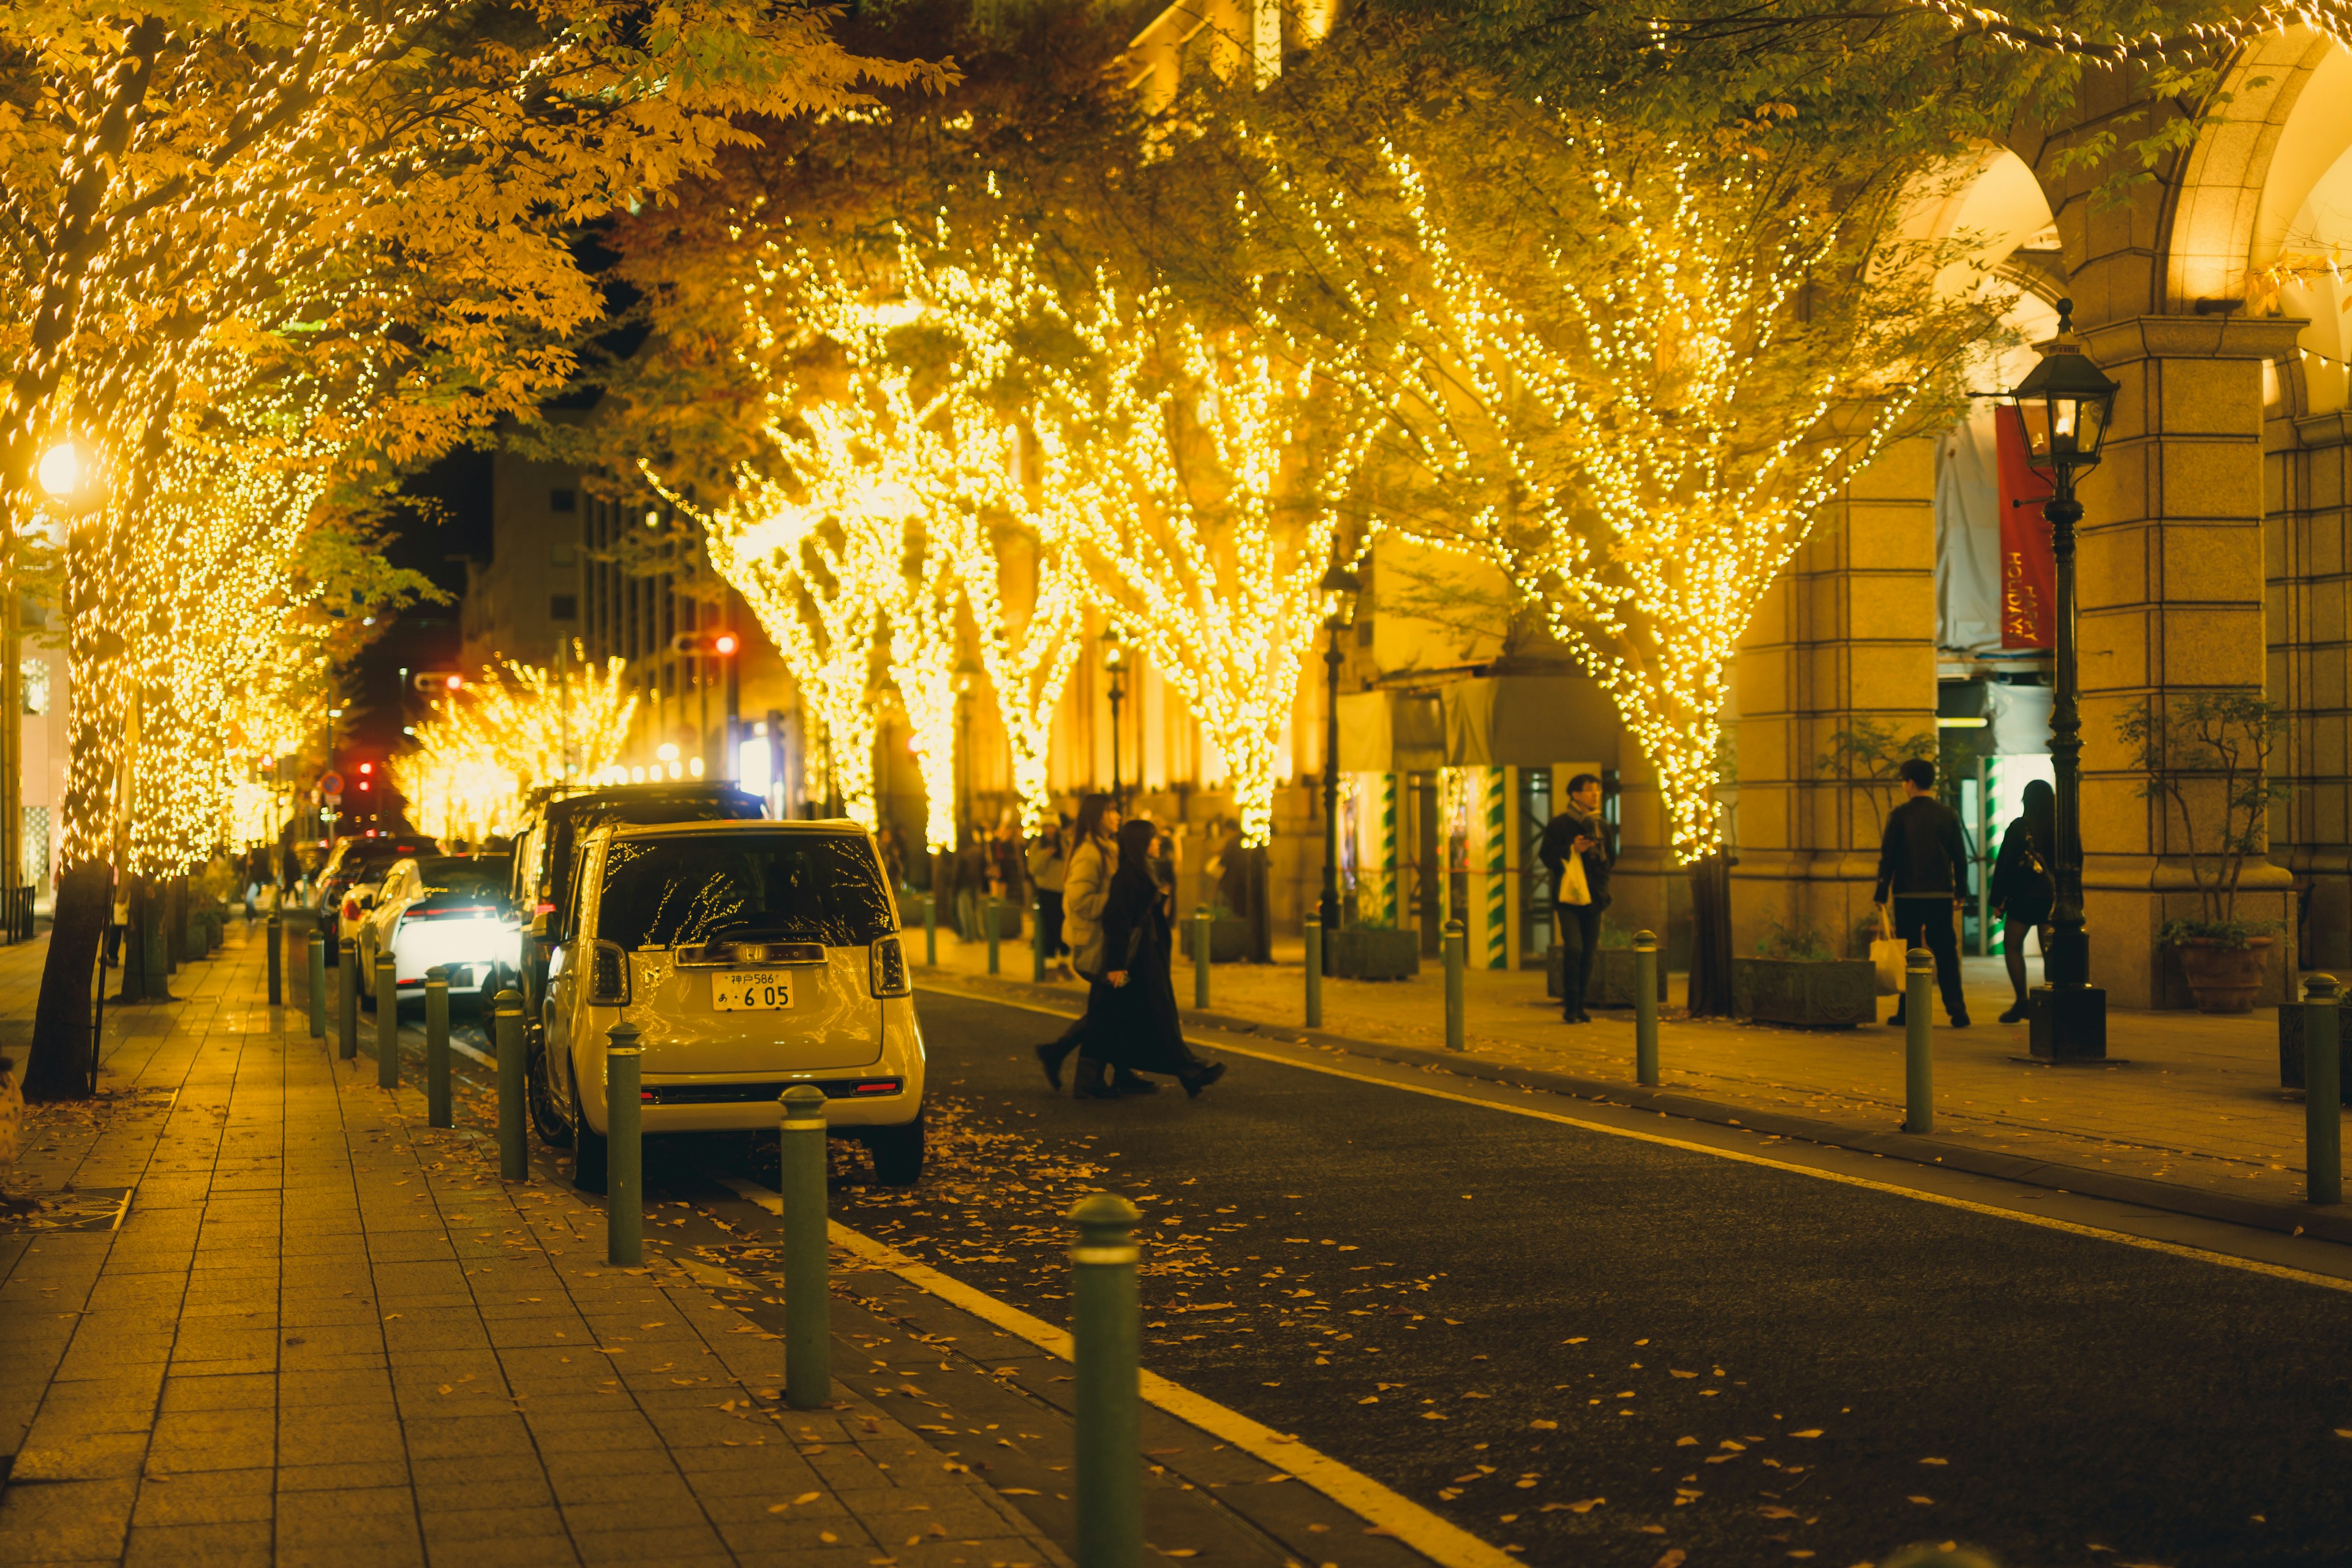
[1868,914,1905,997]
[1558,853,1592,908]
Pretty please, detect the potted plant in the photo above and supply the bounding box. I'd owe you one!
[2117,694,2288,1014]
[1330,918,1420,981]
[1730,923,1875,1029]
[1547,918,1667,1008]
[1178,904,1253,964]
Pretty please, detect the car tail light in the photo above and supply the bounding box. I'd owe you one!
[589,941,630,1005]
[405,905,497,922]
[869,934,909,998]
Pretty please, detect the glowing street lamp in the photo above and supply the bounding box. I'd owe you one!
[2000,298,2120,1062]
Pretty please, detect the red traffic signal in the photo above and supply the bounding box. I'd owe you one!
[412,671,466,693]
[669,631,741,657]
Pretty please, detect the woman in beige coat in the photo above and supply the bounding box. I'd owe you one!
[1036,794,1147,1092]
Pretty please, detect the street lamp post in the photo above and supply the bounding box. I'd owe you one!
[2002,298,2120,1062]
[1317,563,1361,975]
[1102,627,1128,806]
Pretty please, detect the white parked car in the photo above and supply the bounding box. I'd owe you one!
[537,819,924,1188]
[356,854,516,1010]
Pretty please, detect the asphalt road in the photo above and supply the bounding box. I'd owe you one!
[425,983,2352,1567]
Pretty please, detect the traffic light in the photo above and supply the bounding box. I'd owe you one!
[412,671,466,693]
[669,630,741,657]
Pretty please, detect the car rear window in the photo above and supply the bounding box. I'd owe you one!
[545,791,765,907]
[415,858,513,912]
[595,834,894,951]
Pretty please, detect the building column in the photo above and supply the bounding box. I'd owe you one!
[2076,314,2304,1008]
[2274,405,2352,969]
[1730,434,1941,958]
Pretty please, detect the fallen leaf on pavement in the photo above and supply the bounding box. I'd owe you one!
[1529,1420,1558,1430]
[1919,1457,1948,1466]
[1789,1430,1822,1439]
[1907,1495,1934,1505]
[1653,1551,1686,1568]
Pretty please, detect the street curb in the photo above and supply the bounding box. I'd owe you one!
[920,968,2352,1249]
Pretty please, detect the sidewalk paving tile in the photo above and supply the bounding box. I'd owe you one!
[1,925,1073,1568]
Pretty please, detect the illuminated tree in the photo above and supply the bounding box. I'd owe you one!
[699,451,892,832]
[4,2,927,1098]
[393,648,636,841]
[1036,291,1359,847]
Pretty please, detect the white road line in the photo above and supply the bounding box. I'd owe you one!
[448,1036,494,1068]
[710,1174,1516,1568]
[918,981,2352,1296]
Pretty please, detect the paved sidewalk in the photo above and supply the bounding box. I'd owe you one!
[0,926,1065,1568]
[919,924,2343,1216]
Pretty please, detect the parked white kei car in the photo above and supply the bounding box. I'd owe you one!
[355,853,516,1009]
[538,819,924,1188]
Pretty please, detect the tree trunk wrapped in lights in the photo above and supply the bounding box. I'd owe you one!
[1036,293,1359,850]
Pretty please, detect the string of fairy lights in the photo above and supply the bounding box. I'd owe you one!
[391,649,637,842]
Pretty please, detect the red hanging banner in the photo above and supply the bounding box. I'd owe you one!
[1995,405,2057,650]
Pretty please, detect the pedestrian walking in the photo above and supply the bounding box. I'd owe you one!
[1874,756,1972,1028]
[1538,773,1611,1024]
[1028,812,1071,967]
[1035,794,1125,1090]
[1988,778,2057,1023]
[1077,818,1224,1100]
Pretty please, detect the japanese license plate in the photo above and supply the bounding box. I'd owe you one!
[712,970,793,1012]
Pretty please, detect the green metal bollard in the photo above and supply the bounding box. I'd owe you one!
[1193,906,1210,1009]
[1071,1193,1143,1568]
[605,1022,643,1266]
[2304,974,2342,1205]
[986,895,1001,975]
[306,931,326,1039]
[1634,929,1659,1087]
[337,937,358,1060]
[1444,917,1466,1052]
[778,1085,832,1409]
[424,967,451,1129]
[375,952,399,1088]
[1303,915,1322,1029]
[923,892,937,967]
[494,990,526,1182]
[266,913,283,1005]
[1033,895,1047,983]
[1903,946,1934,1134]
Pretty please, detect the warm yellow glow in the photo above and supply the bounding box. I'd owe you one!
[391,646,637,841]
[36,440,81,499]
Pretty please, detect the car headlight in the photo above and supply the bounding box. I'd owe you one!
[869,933,909,998]
[588,940,630,1005]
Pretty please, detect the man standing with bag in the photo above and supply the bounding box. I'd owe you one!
[1874,757,1972,1028]
[1539,774,1611,1025]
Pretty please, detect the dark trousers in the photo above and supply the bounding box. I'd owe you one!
[1891,895,1967,1019]
[1037,889,1066,956]
[1556,903,1602,1017]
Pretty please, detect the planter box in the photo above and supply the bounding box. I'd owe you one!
[1330,926,1420,981]
[1730,956,1875,1029]
[1179,915,1252,964]
[1547,946,1666,1008]
[2278,1005,2352,1090]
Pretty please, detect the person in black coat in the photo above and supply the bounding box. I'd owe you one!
[1537,774,1611,1024]
[1076,819,1226,1100]
[1873,756,1972,1027]
[1988,778,2057,1023]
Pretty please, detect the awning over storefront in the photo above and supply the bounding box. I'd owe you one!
[1341,676,1621,771]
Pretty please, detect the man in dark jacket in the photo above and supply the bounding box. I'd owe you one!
[1874,757,1971,1027]
[1539,774,1611,1024]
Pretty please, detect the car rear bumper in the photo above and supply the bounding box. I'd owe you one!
[634,1079,921,1133]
